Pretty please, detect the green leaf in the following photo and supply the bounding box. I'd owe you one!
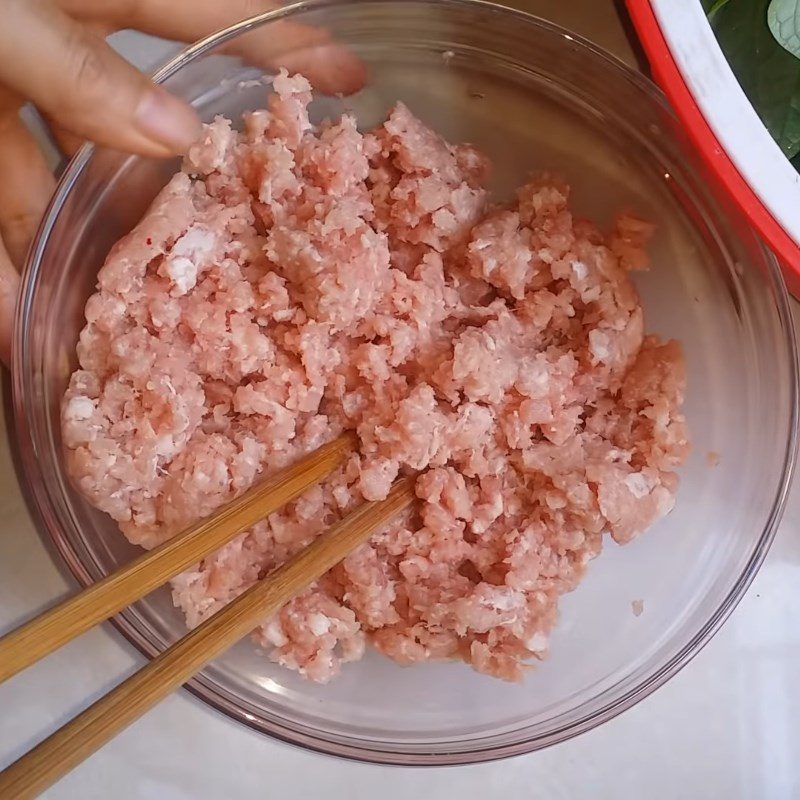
[709,0,800,158]
[769,0,800,57]
[705,0,733,21]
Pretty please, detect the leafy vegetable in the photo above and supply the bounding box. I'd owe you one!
[769,0,800,58]
[705,0,800,158]
[705,0,733,20]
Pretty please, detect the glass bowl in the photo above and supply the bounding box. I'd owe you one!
[11,0,798,765]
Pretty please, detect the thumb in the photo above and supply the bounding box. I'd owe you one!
[0,0,201,157]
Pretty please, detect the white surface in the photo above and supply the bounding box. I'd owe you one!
[651,0,800,249]
[2,6,800,799]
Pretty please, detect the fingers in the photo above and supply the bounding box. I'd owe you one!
[0,110,55,267]
[275,43,367,96]
[0,0,201,157]
[61,0,366,95]
[40,113,85,160]
[0,97,59,367]
[0,237,18,367]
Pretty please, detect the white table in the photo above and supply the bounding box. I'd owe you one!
[2,3,799,798]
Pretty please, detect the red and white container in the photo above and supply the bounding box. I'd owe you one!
[628,0,800,295]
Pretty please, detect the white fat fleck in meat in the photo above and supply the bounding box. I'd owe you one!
[64,396,95,421]
[525,632,549,652]
[482,591,521,611]
[165,256,197,296]
[308,613,331,636]
[624,472,651,499]
[537,247,554,264]
[571,259,588,281]
[163,226,218,296]
[261,618,289,647]
[589,329,610,362]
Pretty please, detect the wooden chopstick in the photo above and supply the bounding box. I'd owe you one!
[0,476,415,799]
[0,433,354,685]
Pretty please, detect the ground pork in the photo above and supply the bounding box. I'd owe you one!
[62,71,689,683]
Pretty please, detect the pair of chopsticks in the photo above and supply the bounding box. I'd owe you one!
[0,433,415,798]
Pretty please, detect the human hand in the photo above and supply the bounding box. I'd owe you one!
[0,0,364,366]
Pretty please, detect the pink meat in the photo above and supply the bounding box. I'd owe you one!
[62,70,689,684]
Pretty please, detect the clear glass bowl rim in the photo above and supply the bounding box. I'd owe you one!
[9,0,800,765]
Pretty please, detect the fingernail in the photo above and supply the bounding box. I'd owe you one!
[134,87,202,154]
